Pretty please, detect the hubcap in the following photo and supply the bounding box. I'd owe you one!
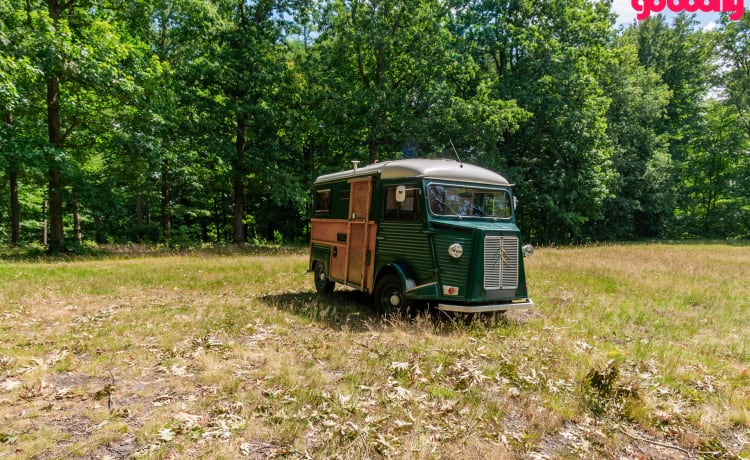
[389,293,401,306]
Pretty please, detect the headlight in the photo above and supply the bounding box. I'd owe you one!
[522,244,534,257]
[448,243,463,259]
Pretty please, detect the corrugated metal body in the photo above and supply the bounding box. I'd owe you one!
[375,222,434,283]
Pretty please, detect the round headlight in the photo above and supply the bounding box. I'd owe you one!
[522,244,534,257]
[448,243,463,259]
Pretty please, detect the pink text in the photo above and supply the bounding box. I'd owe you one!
[631,0,745,21]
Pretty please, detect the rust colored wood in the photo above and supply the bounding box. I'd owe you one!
[346,179,374,290]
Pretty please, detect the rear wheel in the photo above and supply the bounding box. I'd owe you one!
[373,274,406,315]
[313,262,334,294]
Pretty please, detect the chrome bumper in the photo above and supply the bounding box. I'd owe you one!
[437,298,534,313]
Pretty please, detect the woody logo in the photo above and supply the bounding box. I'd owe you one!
[631,0,745,21]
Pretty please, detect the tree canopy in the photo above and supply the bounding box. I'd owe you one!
[1,1,748,249]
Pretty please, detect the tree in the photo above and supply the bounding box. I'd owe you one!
[625,14,716,237]
[597,37,672,239]
[15,0,142,251]
[716,13,750,135]
[177,0,293,244]
[678,102,749,237]
[713,13,750,238]
[315,0,524,164]
[454,0,618,243]
[1,1,43,245]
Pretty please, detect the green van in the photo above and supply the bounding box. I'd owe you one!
[309,158,533,313]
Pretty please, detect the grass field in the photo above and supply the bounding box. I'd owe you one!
[0,244,748,459]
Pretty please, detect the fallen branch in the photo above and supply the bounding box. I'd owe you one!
[618,426,693,459]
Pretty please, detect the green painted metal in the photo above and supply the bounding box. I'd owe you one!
[310,158,532,312]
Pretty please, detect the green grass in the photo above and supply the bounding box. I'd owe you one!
[0,244,748,458]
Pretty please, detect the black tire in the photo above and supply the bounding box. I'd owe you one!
[373,274,406,315]
[313,262,334,294]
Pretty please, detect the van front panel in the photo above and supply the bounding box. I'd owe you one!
[431,229,474,297]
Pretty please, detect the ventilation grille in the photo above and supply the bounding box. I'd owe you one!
[483,236,519,290]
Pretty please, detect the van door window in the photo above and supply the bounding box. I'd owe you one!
[384,185,421,221]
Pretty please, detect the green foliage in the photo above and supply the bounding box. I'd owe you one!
[677,102,750,238]
[581,360,639,417]
[597,39,672,239]
[0,1,748,246]
[456,0,618,243]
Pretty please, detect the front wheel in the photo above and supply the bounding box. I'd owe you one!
[313,262,334,294]
[373,274,406,315]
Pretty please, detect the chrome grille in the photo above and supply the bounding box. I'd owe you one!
[484,236,519,290]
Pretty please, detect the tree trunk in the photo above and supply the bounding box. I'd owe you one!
[302,142,314,238]
[47,74,66,251]
[46,1,67,253]
[42,197,48,246]
[135,191,144,241]
[233,113,247,244]
[94,215,102,243]
[146,196,151,225]
[213,196,222,243]
[368,138,378,164]
[47,166,65,252]
[160,159,170,240]
[73,195,82,244]
[10,169,19,246]
[5,112,20,246]
[135,192,143,227]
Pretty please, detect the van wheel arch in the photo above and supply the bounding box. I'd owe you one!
[373,265,415,315]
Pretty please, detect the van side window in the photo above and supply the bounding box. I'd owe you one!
[384,185,420,221]
[315,189,331,213]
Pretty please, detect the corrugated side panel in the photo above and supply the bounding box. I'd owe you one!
[376,223,434,283]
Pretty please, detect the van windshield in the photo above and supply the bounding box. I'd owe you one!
[427,184,512,218]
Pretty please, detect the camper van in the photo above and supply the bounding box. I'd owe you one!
[309,158,533,313]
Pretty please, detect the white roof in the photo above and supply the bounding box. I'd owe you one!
[314,158,510,186]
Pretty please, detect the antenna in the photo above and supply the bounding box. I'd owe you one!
[449,139,463,167]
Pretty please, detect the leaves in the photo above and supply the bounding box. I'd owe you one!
[1,1,750,246]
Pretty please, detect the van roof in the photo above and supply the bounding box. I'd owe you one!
[314,158,511,186]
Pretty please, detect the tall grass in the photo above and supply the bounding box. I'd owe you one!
[0,244,747,459]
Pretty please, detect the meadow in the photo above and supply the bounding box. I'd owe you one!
[0,244,748,459]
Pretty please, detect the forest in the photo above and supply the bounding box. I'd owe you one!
[0,0,748,250]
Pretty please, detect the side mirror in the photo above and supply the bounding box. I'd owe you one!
[395,185,406,203]
[513,196,518,210]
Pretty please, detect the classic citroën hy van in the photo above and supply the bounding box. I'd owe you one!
[309,158,533,313]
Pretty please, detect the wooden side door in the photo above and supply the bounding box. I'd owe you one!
[346,178,376,290]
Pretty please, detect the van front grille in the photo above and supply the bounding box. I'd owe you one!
[483,236,519,290]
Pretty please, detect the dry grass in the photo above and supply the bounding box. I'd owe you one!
[0,243,748,459]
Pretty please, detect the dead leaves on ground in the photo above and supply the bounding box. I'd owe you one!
[1,317,748,459]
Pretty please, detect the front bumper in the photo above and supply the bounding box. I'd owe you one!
[436,298,534,313]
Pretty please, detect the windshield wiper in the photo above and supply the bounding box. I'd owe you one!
[434,197,459,217]
[471,205,487,217]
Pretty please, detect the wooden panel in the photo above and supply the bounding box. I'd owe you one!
[310,219,348,243]
[330,245,347,281]
[347,222,366,287]
[311,178,376,290]
[348,179,372,220]
[363,222,377,291]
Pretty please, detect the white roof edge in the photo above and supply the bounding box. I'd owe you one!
[314,158,510,186]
